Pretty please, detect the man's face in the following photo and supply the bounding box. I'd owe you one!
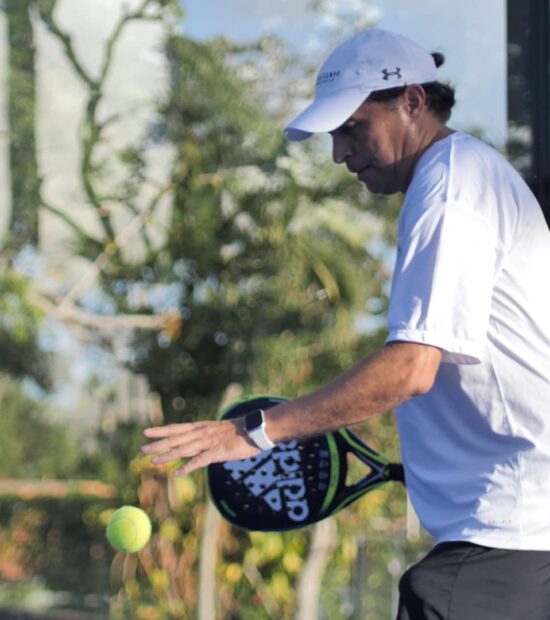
[330,95,418,195]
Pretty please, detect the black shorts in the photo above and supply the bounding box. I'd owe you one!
[396,541,550,620]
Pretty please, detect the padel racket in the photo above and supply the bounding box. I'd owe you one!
[207,396,405,531]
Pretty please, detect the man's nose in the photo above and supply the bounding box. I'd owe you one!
[331,134,352,164]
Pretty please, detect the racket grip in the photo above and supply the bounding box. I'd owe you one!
[386,463,406,484]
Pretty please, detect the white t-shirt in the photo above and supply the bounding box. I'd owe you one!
[386,132,550,550]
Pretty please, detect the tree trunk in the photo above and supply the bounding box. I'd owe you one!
[4,0,41,252]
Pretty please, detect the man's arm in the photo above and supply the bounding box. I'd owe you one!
[142,342,441,475]
[264,341,441,441]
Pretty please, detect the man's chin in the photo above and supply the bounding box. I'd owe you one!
[358,169,391,195]
[360,179,395,196]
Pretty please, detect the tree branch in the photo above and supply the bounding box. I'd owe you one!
[37,5,97,90]
[37,0,169,246]
[36,292,178,333]
[40,196,100,241]
[57,205,159,308]
[99,0,162,85]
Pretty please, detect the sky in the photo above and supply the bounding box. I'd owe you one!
[181,0,507,146]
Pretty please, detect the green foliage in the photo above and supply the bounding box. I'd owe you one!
[82,420,147,499]
[163,35,283,164]
[0,376,79,478]
[0,269,50,388]
[95,32,395,429]
[3,0,40,249]
[25,21,408,618]
[93,25,412,618]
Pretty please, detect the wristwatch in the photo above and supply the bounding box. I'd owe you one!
[244,408,276,451]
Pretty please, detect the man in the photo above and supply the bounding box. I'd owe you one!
[143,29,550,618]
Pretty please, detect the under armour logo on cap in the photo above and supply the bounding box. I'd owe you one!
[382,67,402,80]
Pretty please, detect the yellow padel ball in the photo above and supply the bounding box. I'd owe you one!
[106,506,152,553]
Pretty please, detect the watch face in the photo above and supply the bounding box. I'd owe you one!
[245,409,264,433]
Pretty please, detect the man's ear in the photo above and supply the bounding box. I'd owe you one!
[404,84,427,117]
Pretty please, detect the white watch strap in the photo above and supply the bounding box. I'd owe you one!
[248,424,276,451]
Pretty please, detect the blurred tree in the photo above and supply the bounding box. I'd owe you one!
[0,270,50,388]
[0,0,396,427]
[0,0,51,389]
[0,3,183,614]
[117,32,397,422]
[100,27,404,619]
[2,0,40,253]
[0,375,79,477]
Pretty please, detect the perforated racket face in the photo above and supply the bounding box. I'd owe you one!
[207,397,345,531]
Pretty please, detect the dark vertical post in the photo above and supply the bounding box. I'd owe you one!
[507,0,550,225]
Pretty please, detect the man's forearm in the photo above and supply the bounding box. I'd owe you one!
[264,342,442,442]
[142,341,442,476]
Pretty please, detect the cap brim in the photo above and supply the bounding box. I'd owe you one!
[284,90,370,142]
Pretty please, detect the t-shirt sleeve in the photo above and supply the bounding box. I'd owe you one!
[385,198,497,364]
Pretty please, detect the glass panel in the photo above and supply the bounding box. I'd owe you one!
[507,0,550,221]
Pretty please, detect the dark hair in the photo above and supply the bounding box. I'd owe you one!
[367,53,456,122]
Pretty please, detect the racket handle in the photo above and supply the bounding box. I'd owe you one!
[386,463,406,484]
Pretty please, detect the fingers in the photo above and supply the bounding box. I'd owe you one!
[141,418,258,474]
[175,451,212,476]
[150,446,194,465]
[142,424,208,465]
[141,420,233,465]
[142,424,204,456]
[143,422,197,438]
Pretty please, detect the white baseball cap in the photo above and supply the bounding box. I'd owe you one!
[284,29,438,141]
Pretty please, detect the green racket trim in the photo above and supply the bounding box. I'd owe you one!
[320,432,340,516]
[216,395,287,420]
[339,427,390,466]
[230,394,287,408]
[322,428,392,517]
[219,499,237,518]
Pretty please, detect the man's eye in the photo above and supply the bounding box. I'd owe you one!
[344,119,368,133]
[330,120,363,137]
